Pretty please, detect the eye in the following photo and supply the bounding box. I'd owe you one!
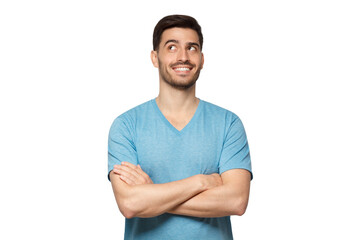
[189,46,196,51]
[169,45,177,51]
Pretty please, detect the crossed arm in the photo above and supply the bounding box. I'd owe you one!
[110,162,251,219]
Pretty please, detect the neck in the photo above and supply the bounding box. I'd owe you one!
[156,81,199,115]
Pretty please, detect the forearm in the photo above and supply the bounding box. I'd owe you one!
[111,172,208,218]
[168,184,246,218]
[168,169,251,218]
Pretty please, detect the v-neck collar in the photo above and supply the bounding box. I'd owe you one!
[151,97,203,135]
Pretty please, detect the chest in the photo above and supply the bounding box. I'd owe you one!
[164,114,192,132]
[135,125,223,183]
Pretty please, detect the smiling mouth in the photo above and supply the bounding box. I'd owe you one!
[172,66,193,73]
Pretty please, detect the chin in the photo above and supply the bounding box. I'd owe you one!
[168,78,198,90]
[160,69,201,90]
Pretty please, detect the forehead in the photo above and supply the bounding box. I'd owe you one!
[160,27,199,45]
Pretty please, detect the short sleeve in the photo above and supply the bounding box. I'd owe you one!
[107,115,138,181]
[218,116,253,180]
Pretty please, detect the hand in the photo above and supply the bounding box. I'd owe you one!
[113,162,153,185]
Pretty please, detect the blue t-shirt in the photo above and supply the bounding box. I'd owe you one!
[108,98,252,240]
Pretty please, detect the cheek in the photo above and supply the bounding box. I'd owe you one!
[158,60,169,73]
[191,54,203,64]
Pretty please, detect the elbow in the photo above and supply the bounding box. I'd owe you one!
[118,199,159,219]
[234,197,248,216]
[121,207,136,219]
[236,206,246,216]
[117,199,138,219]
[122,210,136,219]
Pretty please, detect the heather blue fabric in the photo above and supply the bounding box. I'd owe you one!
[108,98,252,240]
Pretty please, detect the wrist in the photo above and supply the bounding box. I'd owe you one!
[196,174,209,191]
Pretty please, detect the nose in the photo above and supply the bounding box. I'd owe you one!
[176,47,189,62]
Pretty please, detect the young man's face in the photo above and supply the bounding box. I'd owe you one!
[151,27,204,90]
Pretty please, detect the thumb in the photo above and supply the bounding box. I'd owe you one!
[137,164,142,169]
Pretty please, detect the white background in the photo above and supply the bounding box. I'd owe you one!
[1,0,359,239]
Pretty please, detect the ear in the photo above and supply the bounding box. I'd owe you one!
[200,52,204,69]
[151,50,159,68]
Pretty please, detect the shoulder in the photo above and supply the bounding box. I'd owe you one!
[113,99,153,122]
[110,99,153,132]
[201,99,242,125]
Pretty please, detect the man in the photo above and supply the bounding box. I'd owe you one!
[108,15,253,240]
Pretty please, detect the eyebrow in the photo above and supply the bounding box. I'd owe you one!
[188,42,200,48]
[164,39,179,46]
[164,39,200,48]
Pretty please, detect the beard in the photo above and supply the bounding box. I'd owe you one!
[158,59,201,90]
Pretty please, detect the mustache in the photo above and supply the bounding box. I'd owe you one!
[170,61,195,68]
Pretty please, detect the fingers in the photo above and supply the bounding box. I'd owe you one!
[136,164,153,183]
[113,165,138,185]
[113,162,152,185]
[118,172,136,185]
[121,162,144,177]
[114,165,144,184]
[121,161,137,169]
[122,162,152,182]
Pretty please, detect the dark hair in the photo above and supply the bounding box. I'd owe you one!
[153,15,203,51]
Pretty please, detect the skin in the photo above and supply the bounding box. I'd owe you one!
[110,165,223,218]
[112,162,250,218]
[151,27,204,131]
[110,27,251,218]
[151,27,204,91]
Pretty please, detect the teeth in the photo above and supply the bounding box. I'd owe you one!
[175,67,190,71]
